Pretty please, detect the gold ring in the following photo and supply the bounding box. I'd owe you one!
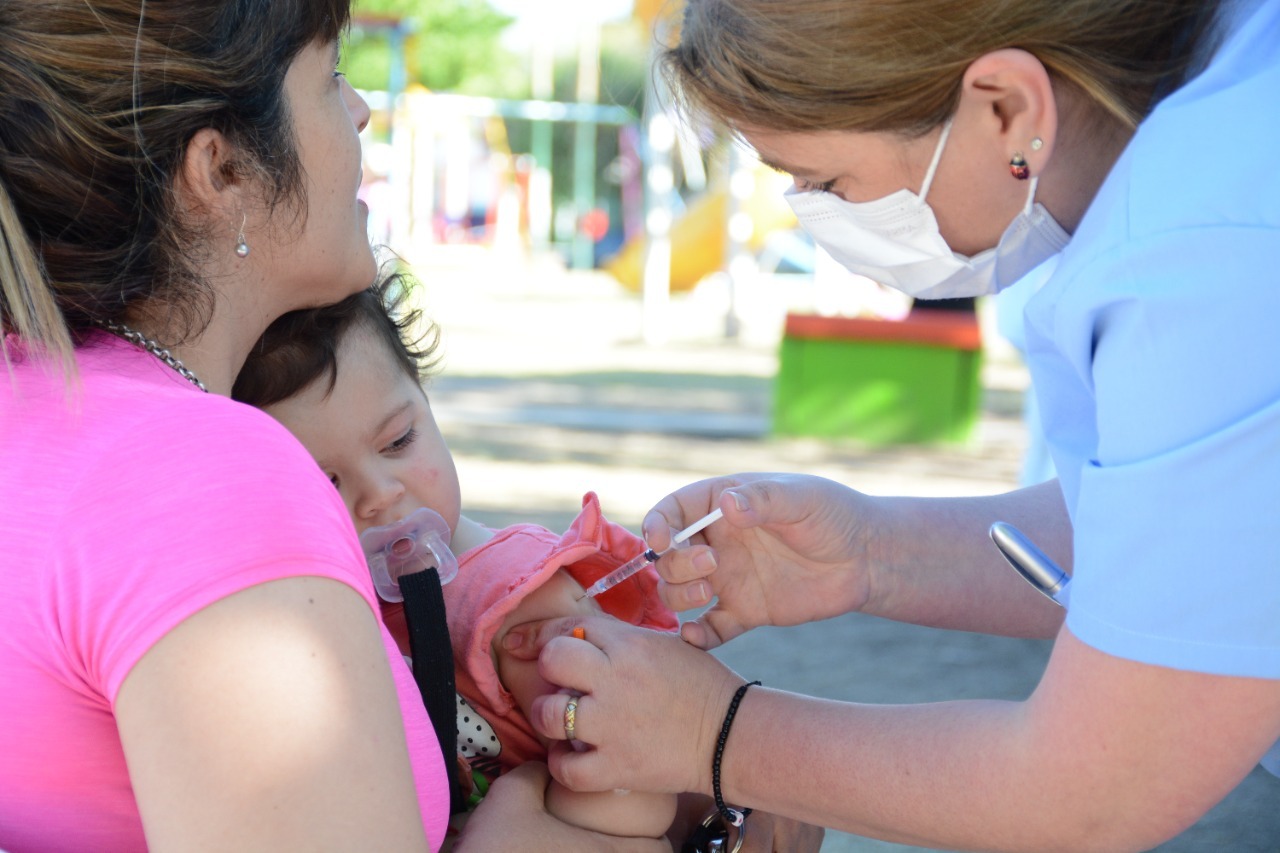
[563,698,578,741]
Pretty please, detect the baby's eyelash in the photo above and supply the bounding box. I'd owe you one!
[386,428,419,453]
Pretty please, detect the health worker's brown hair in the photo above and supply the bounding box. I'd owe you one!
[662,0,1219,136]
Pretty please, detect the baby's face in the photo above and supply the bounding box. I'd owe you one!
[264,322,460,536]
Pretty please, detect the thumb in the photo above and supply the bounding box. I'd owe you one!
[499,615,585,662]
[720,481,787,529]
[721,476,831,536]
[679,604,744,650]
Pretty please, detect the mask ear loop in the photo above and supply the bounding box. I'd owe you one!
[1022,177,1040,214]
[919,118,1041,215]
[917,118,954,202]
[1021,136,1046,213]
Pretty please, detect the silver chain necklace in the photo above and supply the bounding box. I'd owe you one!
[98,320,209,393]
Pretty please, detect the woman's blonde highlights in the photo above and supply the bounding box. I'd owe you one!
[0,0,351,379]
[0,181,71,373]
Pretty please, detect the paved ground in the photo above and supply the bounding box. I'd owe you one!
[409,247,1279,852]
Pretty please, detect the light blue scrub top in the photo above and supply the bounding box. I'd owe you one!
[1024,0,1280,771]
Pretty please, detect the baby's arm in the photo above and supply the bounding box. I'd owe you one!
[545,782,677,839]
[494,569,678,839]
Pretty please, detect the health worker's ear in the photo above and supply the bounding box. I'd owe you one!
[957,49,1058,177]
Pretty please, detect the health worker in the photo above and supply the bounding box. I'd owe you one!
[502,1,1280,850]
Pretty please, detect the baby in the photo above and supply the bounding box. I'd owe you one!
[232,270,678,840]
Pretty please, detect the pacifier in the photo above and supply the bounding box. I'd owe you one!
[360,507,459,602]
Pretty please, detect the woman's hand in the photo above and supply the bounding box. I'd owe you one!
[502,616,743,797]
[643,473,874,649]
[454,762,672,852]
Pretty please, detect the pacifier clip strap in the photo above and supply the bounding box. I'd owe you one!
[400,568,465,814]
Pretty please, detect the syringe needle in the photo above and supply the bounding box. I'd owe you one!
[578,507,724,600]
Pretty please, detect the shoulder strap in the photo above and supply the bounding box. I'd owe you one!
[400,568,465,814]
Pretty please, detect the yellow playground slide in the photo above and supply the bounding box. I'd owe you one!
[605,167,796,292]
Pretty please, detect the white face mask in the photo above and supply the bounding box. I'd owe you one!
[784,119,1071,300]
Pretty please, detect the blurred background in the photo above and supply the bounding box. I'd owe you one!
[345,3,1280,850]
[348,0,904,320]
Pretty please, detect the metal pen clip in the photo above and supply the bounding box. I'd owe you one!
[989,521,1071,608]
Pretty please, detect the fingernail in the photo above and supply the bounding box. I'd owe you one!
[502,630,525,651]
[726,489,749,513]
[693,549,717,574]
[691,581,711,603]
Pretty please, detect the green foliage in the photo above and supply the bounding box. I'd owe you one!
[504,21,651,205]
[345,4,655,256]
[347,0,520,95]
[592,21,653,114]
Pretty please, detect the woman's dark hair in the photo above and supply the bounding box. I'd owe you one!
[232,267,442,409]
[0,0,352,373]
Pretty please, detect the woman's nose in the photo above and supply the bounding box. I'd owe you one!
[344,79,371,134]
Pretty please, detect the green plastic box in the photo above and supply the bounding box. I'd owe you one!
[773,311,983,444]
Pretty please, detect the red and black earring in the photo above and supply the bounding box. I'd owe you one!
[1010,137,1044,181]
[1009,152,1030,181]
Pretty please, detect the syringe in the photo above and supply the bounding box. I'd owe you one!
[578,507,724,600]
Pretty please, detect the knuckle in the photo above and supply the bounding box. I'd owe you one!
[538,635,572,674]
[751,478,776,504]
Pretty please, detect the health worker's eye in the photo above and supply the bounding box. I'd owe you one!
[797,178,836,194]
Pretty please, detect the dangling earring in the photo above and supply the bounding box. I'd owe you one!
[1009,152,1030,181]
[234,214,250,258]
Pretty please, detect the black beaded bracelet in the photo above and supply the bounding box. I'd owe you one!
[712,679,761,827]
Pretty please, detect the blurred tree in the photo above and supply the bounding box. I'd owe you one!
[505,20,649,188]
[347,0,521,95]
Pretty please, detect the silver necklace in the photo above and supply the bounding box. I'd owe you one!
[98,320,209,393]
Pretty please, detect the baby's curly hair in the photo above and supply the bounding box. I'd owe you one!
[233,266,441,409]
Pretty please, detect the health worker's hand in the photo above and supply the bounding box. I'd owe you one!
[453,761,673,852]
[643,473,873,649]
[503,615,743,798]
